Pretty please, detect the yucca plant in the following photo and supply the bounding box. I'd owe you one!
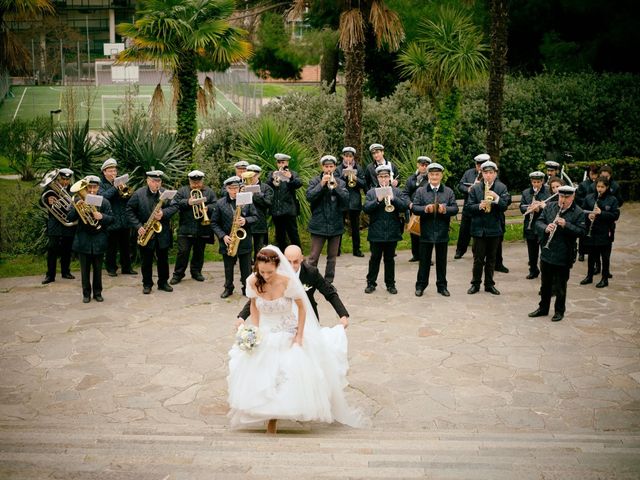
[44,119,104,178]
[0,117,49,181]
[232,117,316,224]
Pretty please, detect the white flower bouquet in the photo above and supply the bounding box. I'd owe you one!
[235,324,262,352]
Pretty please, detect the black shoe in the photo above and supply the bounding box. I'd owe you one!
[526,271,539,280]
[438,288,450,297]
[220,288,233,298]
[364,285,376,294]
[191,273,205,282]
[42,277,55,285]
[169,277,181,285]
[608,273,613,279]
[485,286,501,295]
[551,312,564,322]
[596,279,608,288]
[387,286,398,294]
[528,308,548,318]
[143,286,152,294]
[454,252,463,259]
[82,296,90,303]
[62,273,75,279]
[415,289,424,297]
[578,254,585,262]
[409,257,419,262]
[107,271,117,277]
[495,265,509,273]
[353,251,365,258]
[467,285,480,294]
[93,295,104,302]
[122,269,138,275]
[158,284,173,292]
[580,276,593,285]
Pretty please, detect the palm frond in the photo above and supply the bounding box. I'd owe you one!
[369,0,405,52]
[197,86,208,117]
[339,9,365,52]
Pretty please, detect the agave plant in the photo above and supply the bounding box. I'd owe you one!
[232,117,316,224]
[102,116,189,189]
[44,119,104,178]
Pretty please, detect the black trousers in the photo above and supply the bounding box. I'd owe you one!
[173,236,208,278]
[105,228,133,273]
[367,241,397,287]
[272,215,301,252]
[471,236,500,287]
[587,244,612,278]
[339,210,361,253]
[410,233,420,259]
[79,252,103,298]
[308,234,341,283]
[526,238,541,275]
[46,235,74,278]
[252,232,268,261]
[222,252,251,292]
[496,235,505,267]
[456,214,472,255]
[539,260,570,314]
[416,242,448,290]
[140,244,169,288]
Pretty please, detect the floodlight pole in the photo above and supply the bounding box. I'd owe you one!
[50,109,62,145]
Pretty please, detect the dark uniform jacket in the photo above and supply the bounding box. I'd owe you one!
[464,180,510,238]
[211,194,258,255]
[403,172,428,202]
[238,261,349,321]
[587,179,624,207]
[266,169,303,217]
[363,187,409,242]
[306,174,349,236]
[171,185,217,238]
[536,201,586,267]
[457,167,481,216]
[575,178,594,208]
[336,163,366,211]
[126,186,177,250]
[251,181,274,234]
[582,191,620,246]
[68,198,114,255]
[520,184,552,240]
[98,175,129,231]
[411,184,459,243]
[365,160,400,190]
[41,185,77,237]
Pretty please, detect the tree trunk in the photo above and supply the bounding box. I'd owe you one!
[343,41,365,162]
[487,0,508,165]
[320,39,339,94]
[175,51,198,160]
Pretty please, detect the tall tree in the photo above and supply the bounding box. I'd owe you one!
[117,0,251,158]
[486,0,508,164]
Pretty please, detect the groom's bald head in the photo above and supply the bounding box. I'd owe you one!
[284,245,303,272]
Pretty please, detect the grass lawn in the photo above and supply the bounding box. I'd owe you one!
[0,155,13,175]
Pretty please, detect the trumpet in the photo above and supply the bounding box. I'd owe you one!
[191,189,210,225]
[70,179,101,229]
[39,169,77,227]
[327,171,337,190]
[272,166,288,187]
[343,167,357,188]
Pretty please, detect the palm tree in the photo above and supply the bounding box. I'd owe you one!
[487,0,508,164]
[398,6,488,170]
[117,0,251,159]
[0,0,54,74]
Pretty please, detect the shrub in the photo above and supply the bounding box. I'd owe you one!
[0,117,50,181]
[44,119,105,178]
[0,182,47,255]
[566,157,640,201]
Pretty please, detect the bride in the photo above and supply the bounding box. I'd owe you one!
[227,246,365,433]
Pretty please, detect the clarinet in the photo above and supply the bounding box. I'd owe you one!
[586,193,602,237]
[543,206,567,249]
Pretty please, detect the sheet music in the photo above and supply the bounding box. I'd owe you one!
[160,190,177,201]
[85,194,104,207]
[375,186,392,201]
[236,191,253,206]
[114,174,129,187]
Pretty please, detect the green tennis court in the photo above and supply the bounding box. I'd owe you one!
[0,84,243,129]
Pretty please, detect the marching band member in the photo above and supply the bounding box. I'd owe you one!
[455,154,486,259]
[41,168,76,284]
[336,146,366,258]
[126,170,177,294]
[404,155,431,262]
[520,171,551,279]
[244,164,274,261]
[575,164,600,261]
[211,176,258,298]
[68,175,113,303]
[267,153,302,251]
[465,160,509,295]
[98,158,136,277]
[364,143,399,190]
[411,162,458,297]
[363,164,409,295]
[529,185,586,322]
[544,160,561,184]
[306,155,349,284]
[169,170,217,285]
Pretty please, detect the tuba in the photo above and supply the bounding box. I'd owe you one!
[191,189,211,225]
[39,169,77,227]
[70,179,101,229]
[227,204,247,257]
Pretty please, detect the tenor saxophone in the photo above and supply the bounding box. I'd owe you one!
[137,197,166,246]
[227,205,247,257]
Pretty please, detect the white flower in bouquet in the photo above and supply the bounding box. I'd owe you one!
[236,324,262,352]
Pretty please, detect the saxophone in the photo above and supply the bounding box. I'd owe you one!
[227,205,247,257]
[484,181,493,213]
[137,197,166,246]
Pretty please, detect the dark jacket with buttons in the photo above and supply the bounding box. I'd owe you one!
[411,184,459,243]
[335,163,366,211]
[363,187,409,242]
[457,167,481,216]
[126,186,177,250]
[520,184,552,240]
[306,173,349,236]
[98,175,130,231]
[365,160,400,190]
[171,185,217,238]
[266,169,302,217]
[464,180,509,238]
[536,201,586,267]
[211,194,258,255]
[582,191,620,246]
[68,198,114,255]
[250,181,274,234]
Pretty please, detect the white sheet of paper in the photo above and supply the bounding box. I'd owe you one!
[375,186,392,201]
[85,194,104,207]
[114,174,129,187]
[242,185,260,194]
[160,189,177,201]
[236,191,253,206]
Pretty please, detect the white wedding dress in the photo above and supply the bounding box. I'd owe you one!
[227,247,365,429]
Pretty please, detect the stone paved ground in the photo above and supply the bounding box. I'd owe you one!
[1,204,639,479]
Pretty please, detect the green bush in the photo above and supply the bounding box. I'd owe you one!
[0,181,47,255]
[0,117,50,181]
[566,157,640,200]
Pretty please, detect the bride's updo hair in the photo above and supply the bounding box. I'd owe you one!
[254,248,280,293]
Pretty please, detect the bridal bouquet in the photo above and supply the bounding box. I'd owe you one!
[235,324,262,352]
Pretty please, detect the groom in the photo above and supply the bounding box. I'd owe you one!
[236,245,349,326]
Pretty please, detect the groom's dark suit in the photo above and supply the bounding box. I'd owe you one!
[237,260,349,321]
